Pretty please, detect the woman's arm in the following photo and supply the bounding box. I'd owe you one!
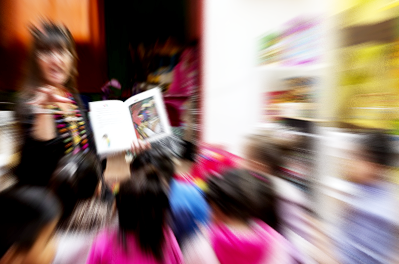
[31,111,57,140]
[14,87,72,184]
[25,86,72,140]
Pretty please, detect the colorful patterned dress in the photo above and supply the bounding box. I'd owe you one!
[51,92,90,155]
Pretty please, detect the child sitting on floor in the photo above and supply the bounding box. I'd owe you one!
[183,168,295,264]
[86,163,183,264]
[0,186,61,264]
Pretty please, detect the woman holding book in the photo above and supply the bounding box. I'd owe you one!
[14,21,149,190]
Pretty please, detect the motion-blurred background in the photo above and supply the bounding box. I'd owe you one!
[2,0,399,263]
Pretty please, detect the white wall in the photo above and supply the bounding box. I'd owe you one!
[202,0,328,155]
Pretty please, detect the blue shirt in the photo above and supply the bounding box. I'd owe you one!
[169,179,210,243]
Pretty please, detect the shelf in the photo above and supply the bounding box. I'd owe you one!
[256,123,323,140]
[278,116,325,122]
[257,63,329,71]
[271,175,312,209]
[280,166,309,180]
[264,102,328,122]
[278,172,310,189]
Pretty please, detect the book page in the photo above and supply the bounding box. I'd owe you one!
[89,100,137,157]
[124,88,172,142]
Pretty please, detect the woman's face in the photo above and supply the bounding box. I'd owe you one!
[37,44,73,86]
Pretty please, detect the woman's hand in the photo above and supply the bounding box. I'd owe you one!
[131,140,151,155]
[29,86,73,140]
[29,85,73,107]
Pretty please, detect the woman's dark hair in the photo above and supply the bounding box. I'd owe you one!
[51,151,101,225]
[356,130,392,167]
[116,165,170,261]
[206,169,257,223]
[23,21,78,94]
[0,186,61,258]
[130,145,175,184]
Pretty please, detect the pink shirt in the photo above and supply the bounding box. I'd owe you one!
[209,221,272,264]
[182,219,295,264]
[86,228,183,264]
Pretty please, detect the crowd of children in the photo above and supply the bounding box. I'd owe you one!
[1,129,399,264]
[0,135,297,264]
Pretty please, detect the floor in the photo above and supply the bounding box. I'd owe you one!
[103,153,194,184]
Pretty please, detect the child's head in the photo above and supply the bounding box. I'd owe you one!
[0,186,61,264]
[51,152,102,223]
[243,134,280,175]
[130,145,175,185]
[206,169,258,224]
[347,130,392,184]
[116,165,170,260]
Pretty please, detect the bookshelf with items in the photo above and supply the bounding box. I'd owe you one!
[316,2,399,262]
[255,2,399,262]
[253,15,331,263]
[0,105,19,191]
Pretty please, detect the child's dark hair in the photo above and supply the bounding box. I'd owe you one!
[206,169,258,223]
[0,186,61,258]
[357,130,392,167]
[248,172,279,230]
[116,165,170,261]
[245,134,281,174]
[51,151,101,225]
[130,145,175,184]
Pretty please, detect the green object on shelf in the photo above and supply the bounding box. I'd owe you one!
[259,33,278,51]
[390,120,399,135]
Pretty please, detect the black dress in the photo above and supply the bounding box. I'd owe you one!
[14,91,112,199]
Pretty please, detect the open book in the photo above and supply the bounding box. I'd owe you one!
[89,88,171,157]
